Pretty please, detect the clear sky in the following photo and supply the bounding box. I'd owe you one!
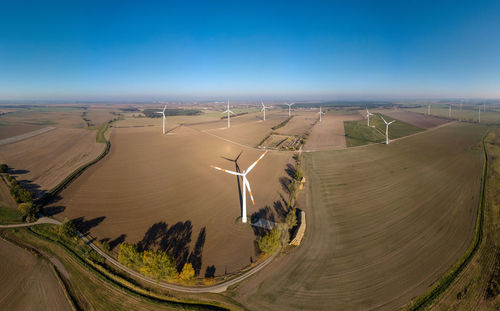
[1,0,499,101]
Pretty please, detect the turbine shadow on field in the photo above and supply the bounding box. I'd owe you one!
[222,151,244,216]
[138,220,207,272]
[72,216,106,235]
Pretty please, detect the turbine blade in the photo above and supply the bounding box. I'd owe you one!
[380,115,387,124]
[246,151,268,173]
[163,104,167,113]
[210,165,242,176]
[243,178,255,205]
[389,120,396,125]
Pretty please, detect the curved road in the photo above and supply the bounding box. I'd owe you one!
[0,218,277,293]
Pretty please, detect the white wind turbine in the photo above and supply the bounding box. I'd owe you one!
[222,101,235,128]
[155,104,167,134]
[478,107,481,123]
[427,104,431,115]
[211,151,268,223]
[318,106,324,122]
[448,104,452,118]
[261,101,270,121]
[365,107,374,126]
[286,103,294,117]
[380,116,396,145]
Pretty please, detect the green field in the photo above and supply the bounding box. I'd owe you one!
[344,113,424,146]
[0,207,23,224]
[231,123,486,310]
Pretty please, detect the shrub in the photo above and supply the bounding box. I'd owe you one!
[118,243,142,268]
[286,209,298,229]
[59,218,77,238]
[102,241,111,252]
[258,226,283,255]
[0,164,8,173]
[203,278,215,286]
[18,202,38,222]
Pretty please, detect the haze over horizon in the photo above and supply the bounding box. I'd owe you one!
[1,0,499,101]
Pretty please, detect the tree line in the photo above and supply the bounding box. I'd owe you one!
[1,164,38,222]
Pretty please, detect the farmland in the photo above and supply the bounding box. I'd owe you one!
[405,104,500,124]
[48,124,293,276]
[304,113,362,151]
[377,110,449,129]
[0,238,71,311]
[231,123,486,310]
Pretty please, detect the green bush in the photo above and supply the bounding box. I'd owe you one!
[59,218,77,238]
[18,202,39,222]
[258,226,283,255]
[102,241,111,252]
[0,164,8,173]
[118,243,142,268]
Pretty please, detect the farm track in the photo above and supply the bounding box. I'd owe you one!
[0,127,56,146]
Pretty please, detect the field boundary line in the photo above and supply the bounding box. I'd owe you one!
[0,126,56,146]
[401,127,489,311]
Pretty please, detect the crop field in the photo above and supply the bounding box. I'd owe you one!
[344,112,424,147]
[304,113,362,151]
[0,106,87,128]
[405,105,500,124]
[0,238,71,311]
[0,128,105,196]
[274,112,317,136]
[49,124,293,276]
[231,123,486,310]
[376,110,449,129]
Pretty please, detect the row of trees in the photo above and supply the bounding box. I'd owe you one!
[143,108,202,118]
[118,243,195,282]
[1,164,38,222]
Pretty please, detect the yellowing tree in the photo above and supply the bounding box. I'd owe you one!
[140,250,177,281]
[118,243,141,268]
[179,263,195,282]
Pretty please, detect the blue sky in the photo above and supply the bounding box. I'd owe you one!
[1,0,499,100]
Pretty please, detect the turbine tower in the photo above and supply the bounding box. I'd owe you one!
[449,104,452,118]
[211,151,268,223]
[286,103,294,117]
[222,101,234,128]
[365,107,374,126]
[261,101,270,121]
[380,116,396,145]
[478,107,481,123]
[318,106,324,122]
[427,104,431,115]
[155,104,167,134]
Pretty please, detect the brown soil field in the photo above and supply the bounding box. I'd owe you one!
[0,238,71,311]
[378,110,449,129]
[85,109,117,128]
[50,125,293,276]
[230,123,486,310]
[0,128,105,196]
[0,124,44,139]
[303,114,362,151]
[275,112,317,136]
[0,176,16,209]
[0,109,86,129]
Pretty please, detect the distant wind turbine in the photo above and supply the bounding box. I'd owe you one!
[478,107,481,123]
[449,104,452,118]
[222,101,235,128]
[261,101,270,121]
[155,104,167,134]
[318,107,324,122]
[286,103,294,117]
[380,116,396,145]
[211,151,268,223]
[365,107,374,126]
[427,104,431,115]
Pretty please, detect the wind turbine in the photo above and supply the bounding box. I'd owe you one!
[478,107,481,123]
[448,104,452,118]
[211,151,268,223]
[286,103,294,117]
[261,101,270,121]
[365,107,374,126]
[380,116,396,145]
[155,104,167,134]
[318,107,324,122]
[427,104,431,115]
[222,101,234,128]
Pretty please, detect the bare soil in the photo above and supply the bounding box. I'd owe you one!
[304,114,362,151]
[50,124,293,276]
[0,238,71,311]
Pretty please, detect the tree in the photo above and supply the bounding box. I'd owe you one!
[285,208,297,229]
[18,202,38,222]
[102,241,110,252]
[140,249,177,281]
[0,164,8,173]
[118,243,142,268]
[258,226,283,255]
[59,218,77,238]
[179,263,195,282]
